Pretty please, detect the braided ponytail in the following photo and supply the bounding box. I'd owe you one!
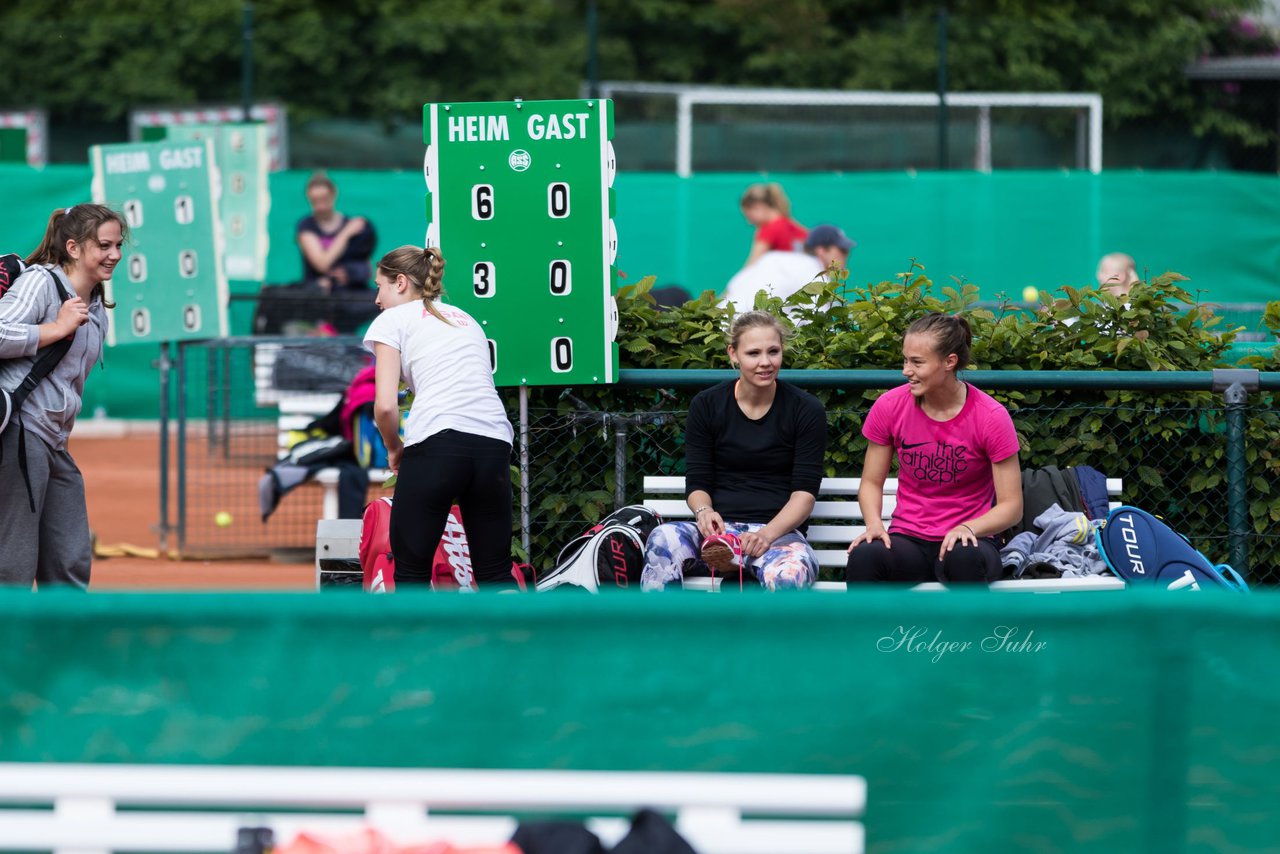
[422,247,445,304]
[376,245,453,326]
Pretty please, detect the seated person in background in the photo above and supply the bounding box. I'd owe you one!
[1096,252,1139,299]
[720,223,856,311]
[296,171,377,292]
[845,312,1023,586]
[739,182,807,268]
[641,311,826,591]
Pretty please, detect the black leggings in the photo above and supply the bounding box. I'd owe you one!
[390,430,513,586]
[845,532,1001,585]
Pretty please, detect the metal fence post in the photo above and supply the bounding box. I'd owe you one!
[221,344,233,461]
[614,418,628,509]
[176,342,188,554]
[156,342,171,553]
[1213,368,1260,576]
[519,385,530,557]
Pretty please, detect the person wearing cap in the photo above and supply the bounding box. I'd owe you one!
[805,224,856,278]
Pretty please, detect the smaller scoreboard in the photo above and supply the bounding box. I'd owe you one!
[167,123,270,281]
[90,139,228,345]
[424,99,617,388]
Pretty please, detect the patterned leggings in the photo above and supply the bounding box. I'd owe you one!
[641,521,820,591]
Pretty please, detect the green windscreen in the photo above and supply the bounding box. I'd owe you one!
[0,589,1276,852]
[0,128,26,163]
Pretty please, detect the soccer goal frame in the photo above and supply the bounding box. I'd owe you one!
[592,83,1104,176]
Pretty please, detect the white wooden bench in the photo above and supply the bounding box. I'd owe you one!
[643,475,1127,592]
[315,517,364,586]
[0,763,865,854]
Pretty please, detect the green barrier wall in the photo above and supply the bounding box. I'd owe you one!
[1,166,1277,416]
[0,590,1277,853]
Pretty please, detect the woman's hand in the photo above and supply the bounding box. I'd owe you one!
[696,509,725,539]
[939,523,978,558]
[740,528,775,558]
[386,440,403,475]
[848,523,891,552]
[56,297,89,335]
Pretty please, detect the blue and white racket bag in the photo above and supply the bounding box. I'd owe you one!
[1096,505,1248,592]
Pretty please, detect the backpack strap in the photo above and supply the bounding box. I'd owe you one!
[9,267,76,411]
[2,267,78,513]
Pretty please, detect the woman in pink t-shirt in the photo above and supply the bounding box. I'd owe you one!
[846,313,1023,585]
[739,183,808,269]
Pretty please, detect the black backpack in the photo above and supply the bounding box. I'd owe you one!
[536,505,662,592]
[0,255,78,510]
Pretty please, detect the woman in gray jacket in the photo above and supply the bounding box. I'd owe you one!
[0,204,125,588]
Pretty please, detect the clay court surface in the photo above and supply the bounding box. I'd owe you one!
[76,429,316,591]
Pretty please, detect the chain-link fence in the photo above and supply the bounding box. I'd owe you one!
[170,337,389,559]
[172,338,1280,583]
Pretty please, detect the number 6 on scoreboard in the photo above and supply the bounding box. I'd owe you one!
[471,184,494,220]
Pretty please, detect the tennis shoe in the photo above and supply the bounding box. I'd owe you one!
[701,532,742,577]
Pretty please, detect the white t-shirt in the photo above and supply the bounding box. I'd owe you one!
[720,251,824,309]
[363,300,514,447]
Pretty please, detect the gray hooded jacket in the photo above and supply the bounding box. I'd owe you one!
[0,264,106,451]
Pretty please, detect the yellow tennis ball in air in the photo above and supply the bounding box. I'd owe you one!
[1022,286,1037,302]
[215,511,233,527]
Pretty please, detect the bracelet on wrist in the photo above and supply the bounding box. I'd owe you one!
[693,506,712,517]
[961,523,977,537]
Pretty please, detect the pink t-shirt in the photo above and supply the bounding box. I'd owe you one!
[862,383,1020,540]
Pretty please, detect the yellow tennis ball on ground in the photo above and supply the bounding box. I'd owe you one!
[215,511,233,527]
[1022,286,1037,302]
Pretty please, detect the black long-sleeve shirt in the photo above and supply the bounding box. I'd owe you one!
[684,380,826,529]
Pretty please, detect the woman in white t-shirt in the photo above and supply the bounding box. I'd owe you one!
[363,245,515,587]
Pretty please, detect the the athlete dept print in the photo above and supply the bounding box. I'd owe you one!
[900,440,970,483]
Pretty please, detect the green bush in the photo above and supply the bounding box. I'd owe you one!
[515,265,1280,581]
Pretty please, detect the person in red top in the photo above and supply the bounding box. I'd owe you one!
[739,183,807,268]
[845,313,1023,585]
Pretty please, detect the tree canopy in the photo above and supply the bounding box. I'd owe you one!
[1,1,1273,151]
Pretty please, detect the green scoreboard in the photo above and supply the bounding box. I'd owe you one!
[91,139,228,345]
[167,123,270,281]
[424,99,617,387]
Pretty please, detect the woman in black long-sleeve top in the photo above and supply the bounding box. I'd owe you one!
[640,311,826,591]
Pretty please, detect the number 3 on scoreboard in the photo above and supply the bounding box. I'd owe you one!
[471,184,494,220]
[473,261,495,298]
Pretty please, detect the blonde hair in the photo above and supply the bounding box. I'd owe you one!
[377,245,451,325]
[728,310,791,351]
[26,204,126,307]
[305,171,336,195]
[739,182,792,218]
